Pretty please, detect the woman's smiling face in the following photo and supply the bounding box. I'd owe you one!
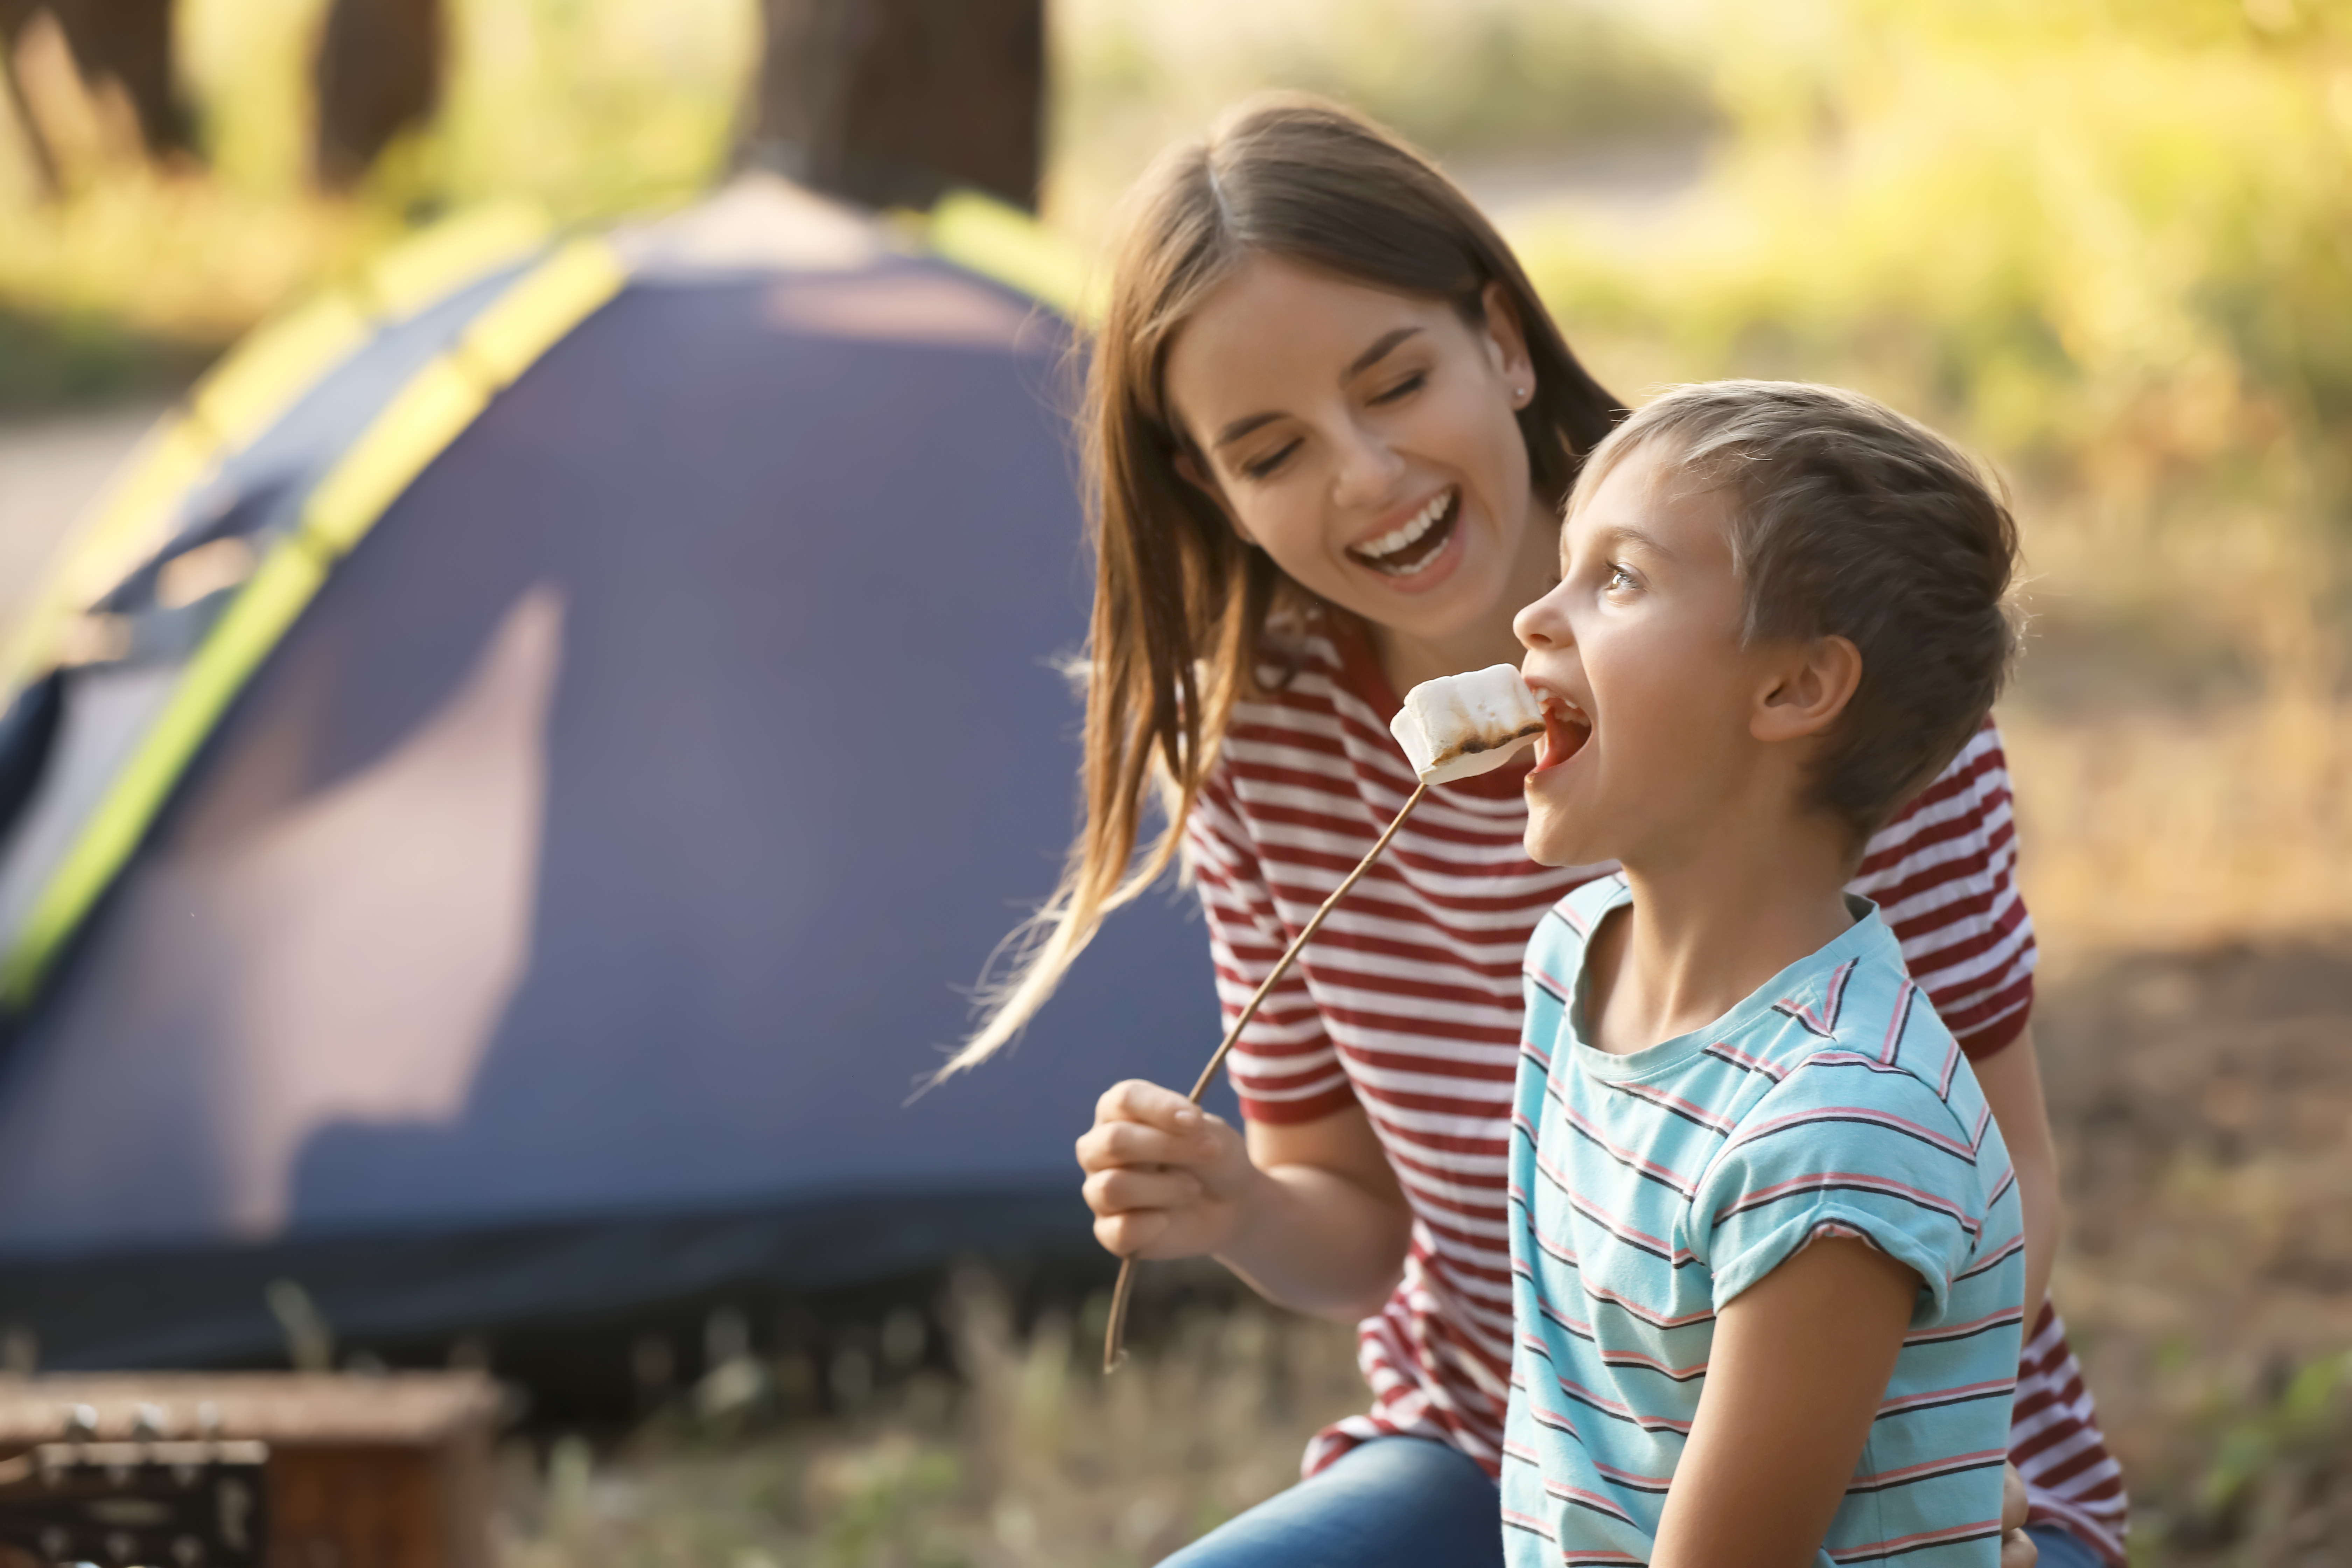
[1160,255,1548,653]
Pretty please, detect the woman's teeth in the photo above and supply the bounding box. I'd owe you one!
[1352,489,1458,575]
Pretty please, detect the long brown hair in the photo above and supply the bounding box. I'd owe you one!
[941,94,1620,1076]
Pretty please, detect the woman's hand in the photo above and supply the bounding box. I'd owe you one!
[1077,1089,1413,1320]
[1077,1080,1262,1261]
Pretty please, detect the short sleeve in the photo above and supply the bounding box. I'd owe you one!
[1184,771,1356,1124]
[1853,721,2037,1060]
[1689,1060,1989,1323]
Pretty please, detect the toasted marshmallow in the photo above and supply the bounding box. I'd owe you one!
[1390,664,1545,785]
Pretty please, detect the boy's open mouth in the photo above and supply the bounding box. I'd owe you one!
[1348,487,1460,577]
[1536,695,1592,772]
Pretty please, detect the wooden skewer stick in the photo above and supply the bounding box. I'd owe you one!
[1102,779,1432,1373]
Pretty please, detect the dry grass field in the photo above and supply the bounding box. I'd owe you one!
[495,1281,1369,1568]
[2039,935,2352,1562]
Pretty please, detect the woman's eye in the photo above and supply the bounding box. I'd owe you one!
[1242,441,1299,480]
[1370,372,1427,406]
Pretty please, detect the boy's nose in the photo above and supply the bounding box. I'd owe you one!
[1514,583,1572,651]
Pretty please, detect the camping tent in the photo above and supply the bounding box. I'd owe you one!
[0,178,1226,1371]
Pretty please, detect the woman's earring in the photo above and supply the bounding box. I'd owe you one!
[1514,386,1529,406]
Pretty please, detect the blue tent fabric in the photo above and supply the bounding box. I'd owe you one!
[0,185,1230,1366]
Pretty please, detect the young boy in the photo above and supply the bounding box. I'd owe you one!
[1503,381,2028,1568]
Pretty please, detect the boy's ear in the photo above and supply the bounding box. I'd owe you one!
[1752,634,1863,743]
[1174,449,1256,547]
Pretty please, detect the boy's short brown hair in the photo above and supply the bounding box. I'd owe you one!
[1571,380,2021,842]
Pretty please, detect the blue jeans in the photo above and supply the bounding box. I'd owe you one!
[1159,1435,2108,1568]
[2026,1524,2107,1568]
[1160,1436,1503,1568]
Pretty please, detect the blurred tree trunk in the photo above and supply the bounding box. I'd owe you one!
[313,0,442,191]
[742,0,1043,213]
[0,2,58,193]
[0,0,191,190]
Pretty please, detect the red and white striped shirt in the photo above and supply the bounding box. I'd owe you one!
[1184,616,2126,1562]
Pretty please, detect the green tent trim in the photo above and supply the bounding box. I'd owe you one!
[0,205,555,693]
[0,188,1080,1012]
[0,234,624,1008]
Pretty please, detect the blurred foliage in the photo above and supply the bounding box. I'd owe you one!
[1044,0,1715,242]
[1505,0,2352,945]
[0,0,1712,406]
[2114,1345,2352,1562]
[2032,935,2352,1565]
[0,0,753,408]
[0,306,215,407]
[378,0,753,220]
[1518,0,2352,644]
[2197,1352,2350,1524]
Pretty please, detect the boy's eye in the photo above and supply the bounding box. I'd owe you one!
[1605,564,1638,592]
[1241,441,1299,480]
[1370,372,1427,406]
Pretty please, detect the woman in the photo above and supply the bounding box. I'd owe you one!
[950,97,2125,1568]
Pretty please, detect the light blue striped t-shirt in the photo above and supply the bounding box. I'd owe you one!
[1503,874,2026,1568]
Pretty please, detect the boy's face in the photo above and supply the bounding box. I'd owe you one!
[1514,441,1782,869]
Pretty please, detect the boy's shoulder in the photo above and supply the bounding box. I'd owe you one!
[1736,914,1983,1109]
[1709,913,2002,1201]
[1696,911,2016,1321]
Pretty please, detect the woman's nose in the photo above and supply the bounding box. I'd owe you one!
[1328,416,1404,507]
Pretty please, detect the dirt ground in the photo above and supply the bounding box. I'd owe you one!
[2036,933,2352,1561]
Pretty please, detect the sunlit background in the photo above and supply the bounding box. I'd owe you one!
[1,1,2348,1562]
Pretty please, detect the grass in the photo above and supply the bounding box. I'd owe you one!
[2004,694,2352,953]
[1043,0,1714,251]
[496,1275,1367,1568]
[2028,935,2352,1562]
[0,0,749,407]
[0,306,217,410]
